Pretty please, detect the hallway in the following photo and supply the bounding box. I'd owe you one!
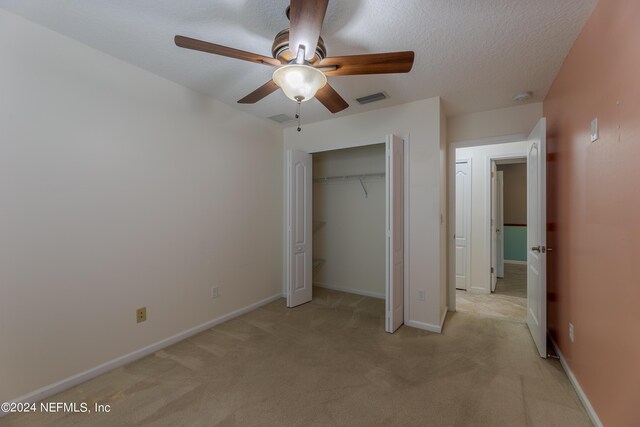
[456,263,527,322]
[495,263,527,298]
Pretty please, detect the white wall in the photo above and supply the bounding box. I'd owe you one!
[284,97,447,330]
[0,9,283,403]
[498,163,527,224]
[448,103,542,143]
[455,142,528,293]
[312,145,385,298]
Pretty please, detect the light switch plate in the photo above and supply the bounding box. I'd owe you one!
[569,322,574,342]
[590,118,599,142]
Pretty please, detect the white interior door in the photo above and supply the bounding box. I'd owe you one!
[287,150,312,308]
[497,171,505,278]
[527,118,547,358]
[386,135,404,333]
[455,160,471,290]
[490,161,498,292]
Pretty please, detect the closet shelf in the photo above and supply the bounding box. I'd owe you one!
[313,221,326,233]
[312,258,325,270]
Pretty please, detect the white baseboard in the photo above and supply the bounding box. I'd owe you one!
[504,260,527,265]
[313,282,385,299]
[406,309,448,334]
[3,293,284,415]
[549,337,603,427]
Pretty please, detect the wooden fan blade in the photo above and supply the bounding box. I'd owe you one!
[175,35,282,67]
[289,0,329,61]
[237,80,280,104]
[317,51,415,76]
[315,83,349,113]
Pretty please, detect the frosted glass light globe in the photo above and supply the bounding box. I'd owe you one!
[272,64,327,102]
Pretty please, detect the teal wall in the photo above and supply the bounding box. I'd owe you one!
[504,226,527,261]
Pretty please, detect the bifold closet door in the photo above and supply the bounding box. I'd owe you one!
[286,150,312,308]
[386,135,404,333]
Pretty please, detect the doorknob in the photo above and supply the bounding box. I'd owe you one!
[531,245,541,253]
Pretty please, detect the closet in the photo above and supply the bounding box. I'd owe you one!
[285,134,405,333]
[311,144,386,299]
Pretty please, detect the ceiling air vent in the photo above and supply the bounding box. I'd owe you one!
[268,114,295,124]
[355,91,388,105]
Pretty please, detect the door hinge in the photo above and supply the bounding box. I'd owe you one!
[491,171,495,178]
[491,267,494,273]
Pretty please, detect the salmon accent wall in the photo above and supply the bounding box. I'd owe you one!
[544,0,640,425]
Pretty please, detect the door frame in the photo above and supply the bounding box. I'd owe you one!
[283,135,411,325]
[447,134,528,311]
[485,153,528,294]
[496,170,505,279]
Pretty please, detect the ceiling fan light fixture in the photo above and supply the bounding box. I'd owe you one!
[272,64,327,103]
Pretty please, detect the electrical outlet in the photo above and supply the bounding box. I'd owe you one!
[136,307,147,323]
[211,286,220,299]
[569,322,574,343]
[417,289,426,301]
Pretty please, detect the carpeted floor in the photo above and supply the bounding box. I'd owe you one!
[456,264,528,322]
[3,287,590,426]
[495,263,527,298]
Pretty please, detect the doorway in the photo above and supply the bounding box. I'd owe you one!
[493,159,528,301]
[311,144,386,297]
[454,146,529,320]
[285,135,406,333]
[448,119,548,358]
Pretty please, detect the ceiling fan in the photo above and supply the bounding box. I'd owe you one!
[174,0,414,125]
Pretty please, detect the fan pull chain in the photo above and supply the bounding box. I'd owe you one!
[295,100,302,132]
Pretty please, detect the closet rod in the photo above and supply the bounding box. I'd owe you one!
[312,172,385,183]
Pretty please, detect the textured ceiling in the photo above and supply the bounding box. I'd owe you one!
[0,0,596,125]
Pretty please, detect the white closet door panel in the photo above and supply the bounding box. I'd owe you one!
[287,150,312,307]
[455,160,471,290]
[386,135,404,333]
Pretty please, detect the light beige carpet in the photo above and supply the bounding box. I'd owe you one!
[455,290,527,323]
[495,263,527,299]
[4,287,590,426]
[457,264,528,323]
